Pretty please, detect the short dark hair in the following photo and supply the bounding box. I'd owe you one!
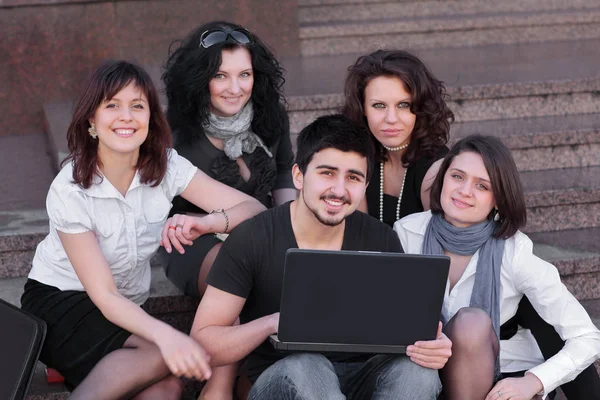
[295,114,376,182]
[64,60,171,188]
[429,134,527,239]
[162,21,287,147]
[342,49,453,166]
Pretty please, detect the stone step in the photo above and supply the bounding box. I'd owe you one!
[299,0,600,24]
[0,134,55,211]
[19,289,600,400]
[450,114,600,172]
[25,360,205,400]
[1,164,598,279]
[0,264,198,321]
[284,39,600,131]
[299,0,395,6]
[0,264,200,399]
[44,41,600,170]
[521,166,600,233]
[530,228,600,300]
[289,113,600,172]
[299,8,600,56]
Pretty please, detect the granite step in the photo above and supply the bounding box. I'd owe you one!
[300,8,600,56]
[1,164,599,279]
[299,0,600,24]
[20,290,600,400]
[2,211,599,296]
[0,263,198,331]
[44,40,600,170]
[521,166,600,233]
[299,0,396,6]
[44,102,600,174]
[25,361,205,400]
[0,134,55,211]
[289,113,600,172]
[450,114,600,172]
[530,229,600,301]
[283,39,600,130]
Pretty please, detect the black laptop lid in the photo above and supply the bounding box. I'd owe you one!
[0,299,47,400]
[278,249,449,346]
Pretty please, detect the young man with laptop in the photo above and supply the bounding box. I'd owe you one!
[190,114,452,399]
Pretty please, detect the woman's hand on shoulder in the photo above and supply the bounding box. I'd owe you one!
[485,374,544,400]
[154,325,212,381]
[160,214,212,254]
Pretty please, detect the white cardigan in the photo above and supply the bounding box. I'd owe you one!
[395,211,600,396]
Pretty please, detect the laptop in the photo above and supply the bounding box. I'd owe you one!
[0,299,47,400]
[269,249,449,354]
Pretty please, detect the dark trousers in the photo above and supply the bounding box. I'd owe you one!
[515,296,600,399]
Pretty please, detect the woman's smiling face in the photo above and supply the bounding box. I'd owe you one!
[440,151,496,228]
[209,47,254,117]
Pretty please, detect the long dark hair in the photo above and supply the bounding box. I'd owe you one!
[342,49,453,166]
[162,21,287,147]
[429,134,527,239]
[64,60,171,188]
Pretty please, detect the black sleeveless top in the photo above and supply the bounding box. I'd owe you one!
[366,146,449,227]
[170,127,295,215]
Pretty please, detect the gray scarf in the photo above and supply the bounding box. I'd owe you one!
[204,101,272,160]
[422,212,505,379]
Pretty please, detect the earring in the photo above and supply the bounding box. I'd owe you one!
[494,208,500,221]
[88,123,98,139]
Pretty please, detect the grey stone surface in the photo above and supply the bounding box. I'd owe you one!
[0,135,55,212]
[43,102,72,171]
[299,0,600,24]
[300,9,600,38]
[283,39,600,99]
[0,264,197,314]
[301,21,600,56]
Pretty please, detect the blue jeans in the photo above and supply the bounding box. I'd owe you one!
[248,353,441,400]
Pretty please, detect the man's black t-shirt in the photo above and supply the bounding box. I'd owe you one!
[206,201,404,381]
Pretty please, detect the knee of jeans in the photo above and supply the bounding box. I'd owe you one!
[254,353,331,388]
[377,356,441,392]
[276,353,331,377]
[250,354,333,400]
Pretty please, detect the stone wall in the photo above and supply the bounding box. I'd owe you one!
[0,0,299,136]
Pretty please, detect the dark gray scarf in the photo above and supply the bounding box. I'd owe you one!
[422,212,505,379]
[204,101,272,160]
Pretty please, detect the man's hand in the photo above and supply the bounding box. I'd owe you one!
[485,374,544,400]
[406,321,452,369]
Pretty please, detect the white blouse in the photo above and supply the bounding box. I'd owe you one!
[394,211,600,396]
[29,149,197,306]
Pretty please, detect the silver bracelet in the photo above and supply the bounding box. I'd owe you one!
[209,208,229,234]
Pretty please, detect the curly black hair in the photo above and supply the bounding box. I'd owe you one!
[162,21,287,147]
[341,49,454,167]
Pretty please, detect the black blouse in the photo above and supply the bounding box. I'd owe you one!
[366,146,449,227]
[170,127,295,215]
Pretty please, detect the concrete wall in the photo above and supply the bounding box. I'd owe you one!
[0,0,299,136]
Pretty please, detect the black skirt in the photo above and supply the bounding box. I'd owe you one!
[20,279,131,389]
[158,233,221,297]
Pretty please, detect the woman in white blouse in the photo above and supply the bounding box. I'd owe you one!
[394,134,600,400]
[20,61,265,399]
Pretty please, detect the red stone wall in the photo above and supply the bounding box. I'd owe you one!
[0,0,299,136]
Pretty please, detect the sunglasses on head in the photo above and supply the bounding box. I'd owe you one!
[199,27,253,49]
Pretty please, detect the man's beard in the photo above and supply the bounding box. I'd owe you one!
[302,191,349,227]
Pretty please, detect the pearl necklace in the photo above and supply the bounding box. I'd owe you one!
[382,143,409,152]
[379,142,409,223]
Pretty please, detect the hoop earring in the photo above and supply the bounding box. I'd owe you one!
[88,123,98,139]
